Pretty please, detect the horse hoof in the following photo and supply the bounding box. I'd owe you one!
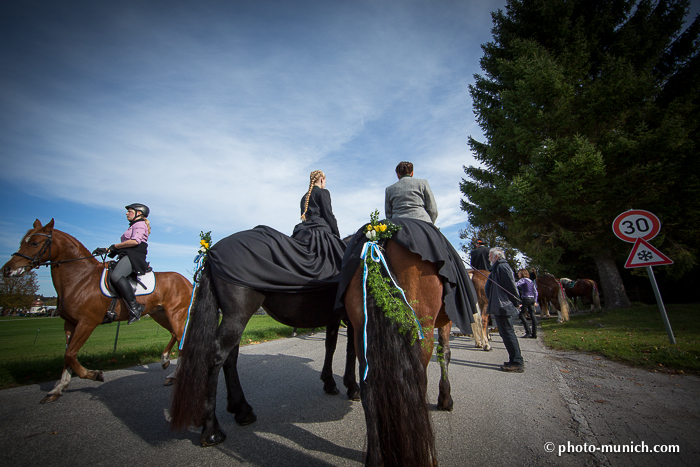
[40,393,61,404]
[475,343,483,348]
[95,371,105,382]
[438,398,454,412]
[201,428,226,447]
[235,411,257,426]
[348,390,361,402]
[483,345,492,352]
[163,377,175,386]
[325,386,340,396]
[161,360,170,370]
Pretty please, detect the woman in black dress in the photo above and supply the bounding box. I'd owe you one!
[207,170,345,291]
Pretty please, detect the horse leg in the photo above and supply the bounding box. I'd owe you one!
[320,320,341,395]
[471,313,483,348]
[342,321,360,401]
[148,310,177,369]
[540,298,551,318]
[481,312,492,351]
[42,320,103,403]
[164,357,179,387]
[436,324,453,412]
[221,344,257,426]
[161,333,180,386]
[216,285,262,429]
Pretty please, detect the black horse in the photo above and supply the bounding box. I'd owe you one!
[169,260,359,446]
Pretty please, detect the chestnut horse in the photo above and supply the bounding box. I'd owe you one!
[468,269,492,351]
[559,278,601,312]
[2,219,192,403]
[343,240,454,466]
[169,261,359,447]
[535,273,570,322]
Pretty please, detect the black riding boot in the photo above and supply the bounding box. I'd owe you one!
[112,276,145,324]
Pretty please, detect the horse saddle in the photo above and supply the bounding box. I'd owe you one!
[100,266,156,298]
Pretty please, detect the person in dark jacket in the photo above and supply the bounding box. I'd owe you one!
[102,203,150,324]
[484,247,524,372]
[516,269,538,338]
[470,239,490,271]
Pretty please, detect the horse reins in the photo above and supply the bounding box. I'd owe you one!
[462,258,522,303]
[12,232,98,268]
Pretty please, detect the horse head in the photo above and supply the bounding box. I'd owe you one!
[2,219,55,277]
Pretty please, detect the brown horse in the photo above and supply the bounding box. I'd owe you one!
[2,219,193,403]
[344,240,453,466]
[559,278,601,312]
[535,273,570,322]
[468,269,492,351]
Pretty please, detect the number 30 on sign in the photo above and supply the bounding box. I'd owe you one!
[612,209,661,243]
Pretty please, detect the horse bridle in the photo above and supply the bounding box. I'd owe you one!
[12,232,96,268]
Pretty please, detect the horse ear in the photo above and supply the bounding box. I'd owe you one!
[46,219,55,231]
[33,219,43,229]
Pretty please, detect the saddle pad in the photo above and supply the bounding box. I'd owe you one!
[100,269,156,298]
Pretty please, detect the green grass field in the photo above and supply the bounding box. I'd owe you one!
[541,303,700,374]
[0,315,311,389]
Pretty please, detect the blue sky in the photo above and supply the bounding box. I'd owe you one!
[4,1,697,296]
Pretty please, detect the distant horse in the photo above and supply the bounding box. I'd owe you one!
[343,240,454,466]
[468,269,492,351]
[169,261,359,447]
[535,273,570,322]
[1,219,192,403]
[559,278,601,312]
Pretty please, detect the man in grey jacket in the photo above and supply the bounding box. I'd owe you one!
[385,161,438,224]
[484,247,524,372]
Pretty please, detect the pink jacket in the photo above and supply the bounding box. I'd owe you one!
[121,220,149,244]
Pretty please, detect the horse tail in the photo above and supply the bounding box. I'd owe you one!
[170,262,219,430]
[556,281,570,321]
[361,285,436,466]
[590,280,601,310]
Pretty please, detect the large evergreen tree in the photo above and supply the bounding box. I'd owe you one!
[462,0,700,308]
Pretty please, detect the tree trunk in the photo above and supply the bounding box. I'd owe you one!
[593,249,631,309]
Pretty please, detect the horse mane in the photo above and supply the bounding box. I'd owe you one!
[53,228,95,258]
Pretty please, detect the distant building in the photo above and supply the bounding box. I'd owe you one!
[28,297,45,315]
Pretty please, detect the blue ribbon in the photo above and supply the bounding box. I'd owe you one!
[360,241,424,380]
[179,253,205,350]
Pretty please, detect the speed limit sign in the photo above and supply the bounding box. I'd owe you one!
[612,209,661,243]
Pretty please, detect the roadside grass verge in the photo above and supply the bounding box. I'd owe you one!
[541,303,700,375]
[0,315,312,389]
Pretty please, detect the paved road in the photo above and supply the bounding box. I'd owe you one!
[1,323,698,466]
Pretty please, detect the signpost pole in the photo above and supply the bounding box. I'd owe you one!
[646,265,676,345]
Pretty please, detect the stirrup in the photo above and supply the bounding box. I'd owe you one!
[126,303,144,325]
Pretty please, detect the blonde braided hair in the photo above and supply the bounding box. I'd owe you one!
[301,170,325,221]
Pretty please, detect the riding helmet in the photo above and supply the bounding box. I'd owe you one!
[125,203,150,218]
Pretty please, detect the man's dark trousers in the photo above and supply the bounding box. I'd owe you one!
[494,315,523,365]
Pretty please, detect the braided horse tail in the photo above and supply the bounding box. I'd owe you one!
[300,170,325,221]
[351,241,437,467]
